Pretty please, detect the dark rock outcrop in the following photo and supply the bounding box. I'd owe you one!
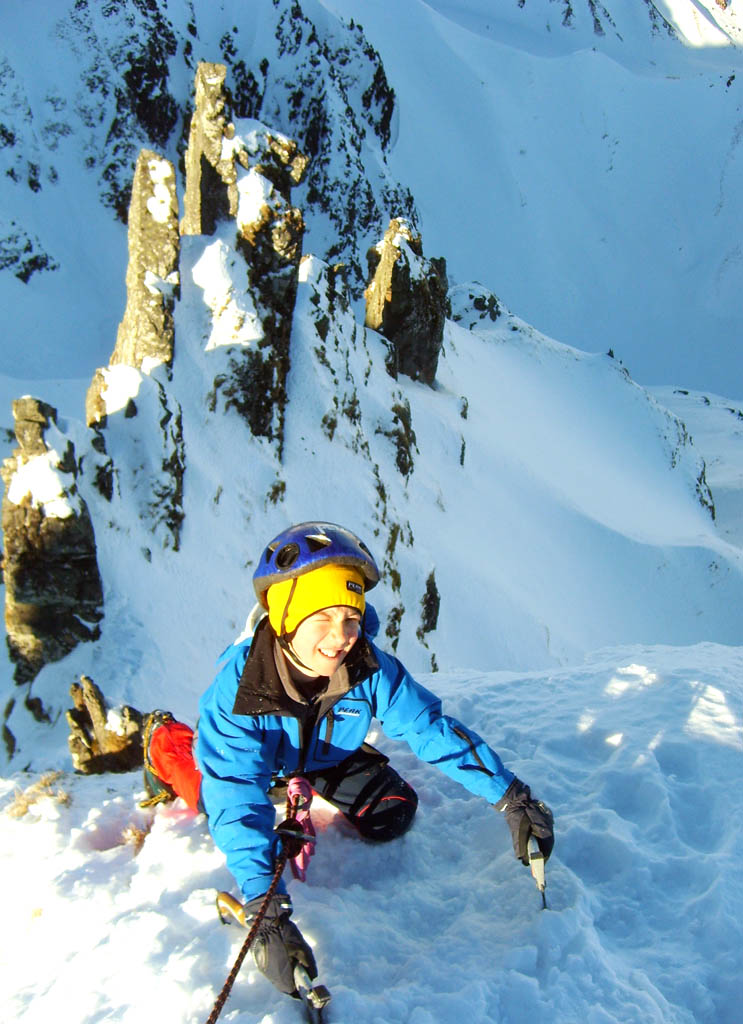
[183,62,308,454]
[181,62,237,237]
[230,130,307,451]
[66,675,144,774]
[81,142,184,551]
[218,5,415,298]
[180,61,310,235]
[87,148,179,427]
[110,150,179,372]
[1,398,103,685]
[0,221,60,283]
[365,218,448,387]
[448,281,502,331]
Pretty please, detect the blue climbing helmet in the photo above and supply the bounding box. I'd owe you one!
[253,521,380,609]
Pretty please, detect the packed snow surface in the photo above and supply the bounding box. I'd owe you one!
[2,644,742,1023]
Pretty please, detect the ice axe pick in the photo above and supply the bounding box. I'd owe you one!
[528,836,548,909]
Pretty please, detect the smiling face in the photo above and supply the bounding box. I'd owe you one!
[285,605,362,677]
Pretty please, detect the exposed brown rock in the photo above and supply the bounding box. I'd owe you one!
[365,218,448,387]
[110,150,179,369]
[86,150,179,428]
[66,675,144,774]
[2,399,103,685]
[181,62,239,236]
[8,397,58,456]
[85,368,108,430]
[181,61,310,238]
[176,63,310,454]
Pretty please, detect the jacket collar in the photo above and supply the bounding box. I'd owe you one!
[231,616,379,717]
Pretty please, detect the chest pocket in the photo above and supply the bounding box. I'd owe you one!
[309,702,370,767]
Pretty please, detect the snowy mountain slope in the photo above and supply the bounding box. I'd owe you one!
[5,205,743,763]
[322,0,743,396]
[1,0,741,757]
[2,0,743,396]
[0,0,414,379]
[1,5,742,1020]
[651,385,743,546]
[415,0,743,54]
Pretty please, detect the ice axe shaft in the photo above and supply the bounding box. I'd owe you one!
[528,837,547,909]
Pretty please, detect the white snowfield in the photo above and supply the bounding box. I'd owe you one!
[2,2,743,1022]
[1,645,741,1023]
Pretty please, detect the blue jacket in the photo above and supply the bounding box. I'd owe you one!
[196,617,515,902]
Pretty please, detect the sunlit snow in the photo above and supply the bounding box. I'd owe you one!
[2,3,743,1024]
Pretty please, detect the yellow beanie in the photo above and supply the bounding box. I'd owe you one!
[266,563,366,636]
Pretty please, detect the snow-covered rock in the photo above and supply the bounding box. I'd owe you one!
[1,397,102,687]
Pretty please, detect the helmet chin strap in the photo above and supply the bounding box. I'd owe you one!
[276,581,320,675]
[277,613,366,677]
[278,634,320,677]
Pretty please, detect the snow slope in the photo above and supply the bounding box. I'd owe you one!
[2,643,742,1023]
[322,0,743,396]
[2,193,743,1023]
[7,228,743,759]
[651,385,743,547]
[2,3,743,1022]
[2,0,743,395]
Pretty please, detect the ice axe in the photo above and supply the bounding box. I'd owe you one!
[294,965,331,1024]
[528,836,547,909]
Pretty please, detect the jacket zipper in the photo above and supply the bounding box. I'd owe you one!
[321,711,334,755]
[298,702,335,770]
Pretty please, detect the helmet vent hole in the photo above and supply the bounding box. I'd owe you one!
[306,534,331,553]
[275,543,300,569]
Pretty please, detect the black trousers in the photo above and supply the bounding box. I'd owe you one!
[271,744,418,842]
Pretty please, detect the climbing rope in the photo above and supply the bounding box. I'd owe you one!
[138,711,176,808]
[203,784,311,1024]
[205,850,289,1024]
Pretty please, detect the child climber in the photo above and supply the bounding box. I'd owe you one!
[146,521,554,1000]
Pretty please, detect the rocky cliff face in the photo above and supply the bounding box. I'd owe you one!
[84,143,184,552]
[365,218,448,387]
[180,62,237,239]
[1,398,103,696]
[109,150,180,374]
[86,147,180,436]
[0,58,449,749]
[178,61,310,451]
[0,0,415,303]
[81,60,309,554]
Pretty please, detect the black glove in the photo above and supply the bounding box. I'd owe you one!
[245,892,317,996]
[495,778,554,866]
